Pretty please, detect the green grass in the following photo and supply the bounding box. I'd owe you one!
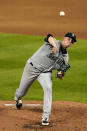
[0,33,87,104]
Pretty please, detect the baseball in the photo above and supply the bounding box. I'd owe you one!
[59,11,65,16]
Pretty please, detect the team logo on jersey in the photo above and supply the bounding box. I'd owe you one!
[47,53,58,61]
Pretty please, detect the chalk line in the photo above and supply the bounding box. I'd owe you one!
[4,104,43,107]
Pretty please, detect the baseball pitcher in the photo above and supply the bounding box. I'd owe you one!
[14,32,77,125]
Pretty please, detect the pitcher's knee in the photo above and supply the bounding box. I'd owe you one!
[44,84,52,93]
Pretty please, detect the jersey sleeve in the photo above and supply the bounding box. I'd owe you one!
[44,34,53,43]
[62,52,69,65]
[44,34,59,50]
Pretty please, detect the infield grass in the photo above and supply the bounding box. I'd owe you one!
[0,33,87,103]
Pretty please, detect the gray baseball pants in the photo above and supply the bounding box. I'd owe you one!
[14,61,52,120]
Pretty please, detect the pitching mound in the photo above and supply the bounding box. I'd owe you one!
[0,101,87,131]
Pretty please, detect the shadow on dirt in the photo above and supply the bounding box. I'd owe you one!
[23,122,53,129]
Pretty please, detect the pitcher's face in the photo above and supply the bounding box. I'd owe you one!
[62,37,74,49]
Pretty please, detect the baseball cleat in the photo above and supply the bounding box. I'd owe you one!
[16,100,22,109]
[42,118,49,126]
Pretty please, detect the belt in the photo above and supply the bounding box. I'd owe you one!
[43,71,52,73]
[30,62,52,73]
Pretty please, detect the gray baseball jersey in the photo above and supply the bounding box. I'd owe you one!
[28,39,68,72]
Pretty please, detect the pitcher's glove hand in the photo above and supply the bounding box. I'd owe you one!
[57,64,70,79]
[57,71,64,80]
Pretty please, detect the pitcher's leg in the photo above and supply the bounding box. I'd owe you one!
[15,62,38,101]
[37,72,52,120]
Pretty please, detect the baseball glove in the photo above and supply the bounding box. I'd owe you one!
[57,64,70,79]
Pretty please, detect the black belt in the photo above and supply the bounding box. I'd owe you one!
[30,62,52,73]
[43,71,52,73]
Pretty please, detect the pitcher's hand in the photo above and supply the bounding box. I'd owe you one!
[57,71,64,80]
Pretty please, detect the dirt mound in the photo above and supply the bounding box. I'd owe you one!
[0,101,87,131]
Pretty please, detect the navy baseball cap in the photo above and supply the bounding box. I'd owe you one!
[64,32,77,43]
